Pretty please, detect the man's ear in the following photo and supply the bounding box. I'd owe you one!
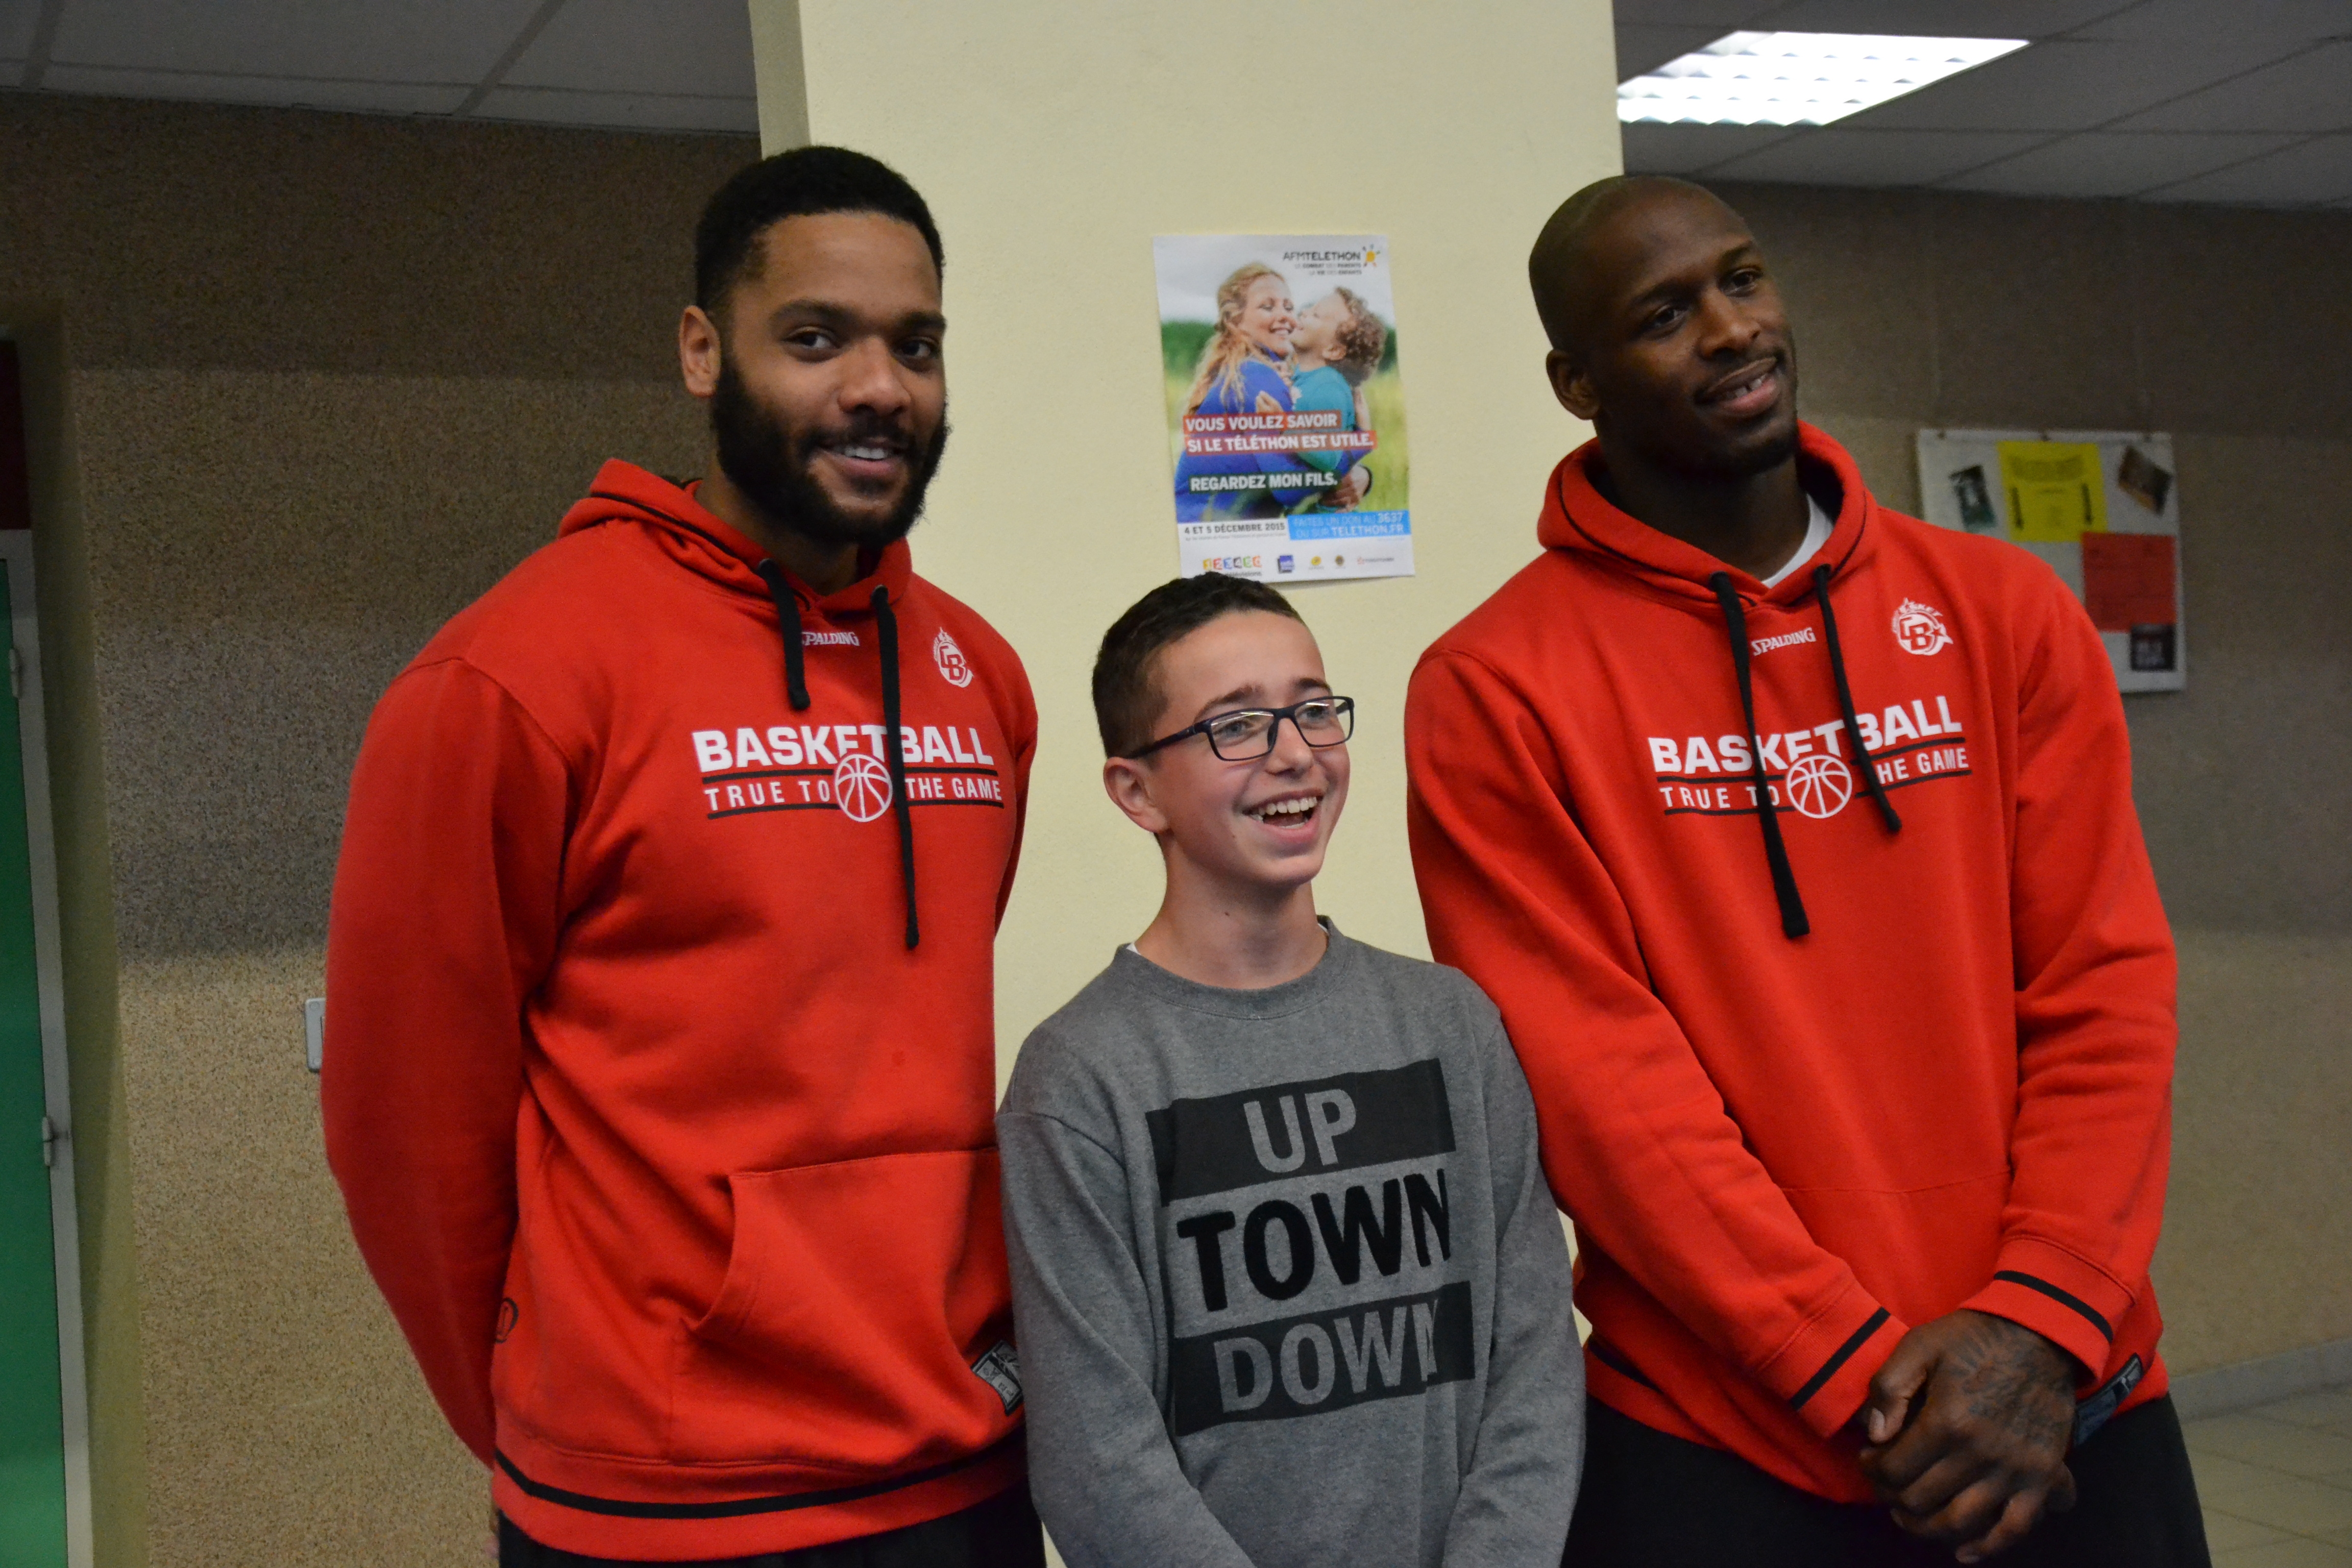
[1546,348,1602,422]
[680,305,723,401]
[1103,755,1171,837]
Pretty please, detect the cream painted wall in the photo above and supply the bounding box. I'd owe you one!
[756,1,1624,1073]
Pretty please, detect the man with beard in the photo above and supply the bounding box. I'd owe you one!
[324,147,1043,1566]
[1405,176,2205,1565]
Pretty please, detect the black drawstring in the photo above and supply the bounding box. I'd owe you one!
[1709,572,1809,939]
[871,585,919,949]
[1812,564,1902,835]
[750,560,918,948]
[752,560,812,711]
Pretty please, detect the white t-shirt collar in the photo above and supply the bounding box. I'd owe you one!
[1760,493,1836,589]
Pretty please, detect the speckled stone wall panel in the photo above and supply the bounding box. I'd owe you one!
[118,950,481,1567]
[2154,930,2352,1374]
[2126,434,2352,933]
[66,365,706,959]
[0,93,756,380]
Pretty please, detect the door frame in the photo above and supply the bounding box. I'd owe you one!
[2,529,95,1568]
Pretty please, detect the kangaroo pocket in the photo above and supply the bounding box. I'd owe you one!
[670,1148,1016,1471]
[1782,1169,2011,1326]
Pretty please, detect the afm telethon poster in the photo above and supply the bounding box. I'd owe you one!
[1914,429,2185,693]
[1154,234,1411,584]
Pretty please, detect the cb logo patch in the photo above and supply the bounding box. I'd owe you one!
[1892,598,1952,656]
[933,627,973,688]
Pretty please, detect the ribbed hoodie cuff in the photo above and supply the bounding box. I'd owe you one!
[1962,1237,2134,1384]
[1762,1285,1909,1440]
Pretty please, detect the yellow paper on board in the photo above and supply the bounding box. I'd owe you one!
[1997,441,2107,543]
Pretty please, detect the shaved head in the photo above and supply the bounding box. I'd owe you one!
[1529,175,1740,357]
[1528,173,1799,487]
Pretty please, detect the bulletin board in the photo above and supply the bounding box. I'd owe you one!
[1914,429,2185,693]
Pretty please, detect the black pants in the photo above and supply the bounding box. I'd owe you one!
[1564,1396,2211,1567]
[499,1484,1046,1568]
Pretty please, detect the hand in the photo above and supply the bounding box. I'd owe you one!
[1857,1310,2078,1562]
[1335,463,1370,509]
[1255,391,1285,416]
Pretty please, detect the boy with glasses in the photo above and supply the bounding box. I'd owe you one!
[997,573,1583,1568]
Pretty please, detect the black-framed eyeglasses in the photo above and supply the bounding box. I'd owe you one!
[1127,696,1356,762]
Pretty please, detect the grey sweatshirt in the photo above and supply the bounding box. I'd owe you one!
[998,928,1582,1568]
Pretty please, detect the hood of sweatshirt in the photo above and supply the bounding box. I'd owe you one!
[559,457,915,618]
[1537,421,1872,609]
[1536,424,1902,938]
[560,459,929,945]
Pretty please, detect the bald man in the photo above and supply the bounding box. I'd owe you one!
[1403,176,2208,1566]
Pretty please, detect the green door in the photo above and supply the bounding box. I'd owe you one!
[0,557,68,1567]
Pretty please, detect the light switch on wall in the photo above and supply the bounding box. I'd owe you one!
[304,996,325,1073]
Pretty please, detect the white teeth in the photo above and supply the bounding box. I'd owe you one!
[838,443,894,461]
[1247,794,1321,823]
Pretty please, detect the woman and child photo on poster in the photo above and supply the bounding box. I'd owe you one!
[1155,234,1414,583]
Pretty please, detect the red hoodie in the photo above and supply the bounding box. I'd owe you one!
[324,461,1038,1559]
[1404,426,2174,1503]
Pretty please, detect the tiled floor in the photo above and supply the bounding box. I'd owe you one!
[2189,1385,2352,1565]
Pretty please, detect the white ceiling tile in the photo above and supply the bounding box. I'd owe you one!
[1944,131,2301,198]
[0,0,37,59]
[1610,1,1778,27]
[1755,0,2125,39]
[2140,134,2352,206]
[46,0,543,82]
[1615,24,1727,79]
[2068,0,2351,44]
[472,85,757,136]
[503,0,754,97]
[1846,37,2309,132]
[2116,41,2352,133]
[1622,121,1799,174]
[1704,128,2048,186]
[34,63,469,114]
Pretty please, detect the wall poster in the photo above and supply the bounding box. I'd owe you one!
[1153,233,1410,584]
[1914,429,2185,693]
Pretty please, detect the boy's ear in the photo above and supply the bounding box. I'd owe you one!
[1102,755,1171,836]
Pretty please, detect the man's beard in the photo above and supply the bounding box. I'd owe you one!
[710,357,949,552]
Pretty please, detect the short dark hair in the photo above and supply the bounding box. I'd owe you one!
[1093,574,1305,757]
[694,145,944,319]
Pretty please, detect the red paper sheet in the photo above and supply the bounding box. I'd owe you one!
[2081,533,2176,631]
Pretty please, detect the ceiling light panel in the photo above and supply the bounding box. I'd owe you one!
[1619,32,2029,127]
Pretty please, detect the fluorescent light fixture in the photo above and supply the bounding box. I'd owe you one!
[1618,32,2028,127]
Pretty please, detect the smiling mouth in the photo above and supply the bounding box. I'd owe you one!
[1246,792,1322,828]
[1700,358,1780,408]
[824,438,904,463]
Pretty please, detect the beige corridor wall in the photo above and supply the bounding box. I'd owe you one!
[765,0,1627,1064]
